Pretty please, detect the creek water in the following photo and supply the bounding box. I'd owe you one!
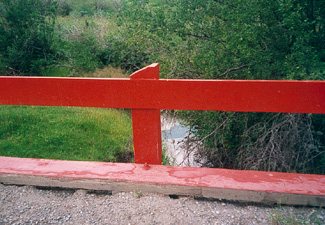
[161,113,201,167]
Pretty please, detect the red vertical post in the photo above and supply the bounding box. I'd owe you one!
[130,64,162,165]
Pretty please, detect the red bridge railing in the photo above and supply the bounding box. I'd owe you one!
[1,63,325,206]
[1,63,324,164]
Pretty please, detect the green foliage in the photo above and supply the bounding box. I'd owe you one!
[162,141,172,166]
[0,54,6,74]
[62,32,102,72]
[40,66,71,77]
[0,0,57,74]
[116,0,325,173]
[106,32,150,71]
[0,106,133,162]
[134,190,143,198]
[271,205,324,225]
[62,0,121,17]
[56,0,73,16]
[62,0,95,16]
[117,0,324,80]
[53,14,107,73]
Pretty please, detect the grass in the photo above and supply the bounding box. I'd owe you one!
[0,65,165,164]
[1,65,134,163]
[40,65,129,78]
[1,0,133,163]
[64,0,118,15]
[162,141,172,166]
[0,106,133,162]
[86,66,130,78]
[271,205,324,225]
[41,66,72,77]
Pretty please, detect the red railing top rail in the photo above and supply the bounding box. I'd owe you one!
[1,63,325,114]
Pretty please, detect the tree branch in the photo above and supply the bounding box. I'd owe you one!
[218,64,248,77]
[173,30,211,39]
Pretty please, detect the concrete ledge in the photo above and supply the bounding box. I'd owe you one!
[0,157,324,206]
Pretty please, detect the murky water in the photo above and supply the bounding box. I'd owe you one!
[161,113,201,167]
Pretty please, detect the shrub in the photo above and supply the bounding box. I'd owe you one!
[53,16,104,73]
[57,0,72,16]
[0,0,57,75]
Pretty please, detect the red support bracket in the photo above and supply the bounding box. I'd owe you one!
[130,64,162,164]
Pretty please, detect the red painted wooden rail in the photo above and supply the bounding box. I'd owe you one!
[0,63,324,205]
[1,63,325,164]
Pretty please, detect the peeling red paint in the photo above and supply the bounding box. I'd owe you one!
[0,157,324,196]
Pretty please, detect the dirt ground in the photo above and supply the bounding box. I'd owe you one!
[0,183,324,224]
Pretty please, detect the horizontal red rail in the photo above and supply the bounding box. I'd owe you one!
[0,76,324,114]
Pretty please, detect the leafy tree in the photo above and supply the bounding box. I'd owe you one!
[117,0,325,174]
[169,0,325,174]
[0,0,57,75]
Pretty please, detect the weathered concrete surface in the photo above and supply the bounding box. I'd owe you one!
[0,156,324,206]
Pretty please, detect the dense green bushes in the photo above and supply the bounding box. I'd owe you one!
[56,0,73,16]
[52,12,149,74]
[115,0,325,174]
[0,0,57,74]
[0,0,129,75]
[0,0,149,75]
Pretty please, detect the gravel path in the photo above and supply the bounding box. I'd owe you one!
[0,183,324,224]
